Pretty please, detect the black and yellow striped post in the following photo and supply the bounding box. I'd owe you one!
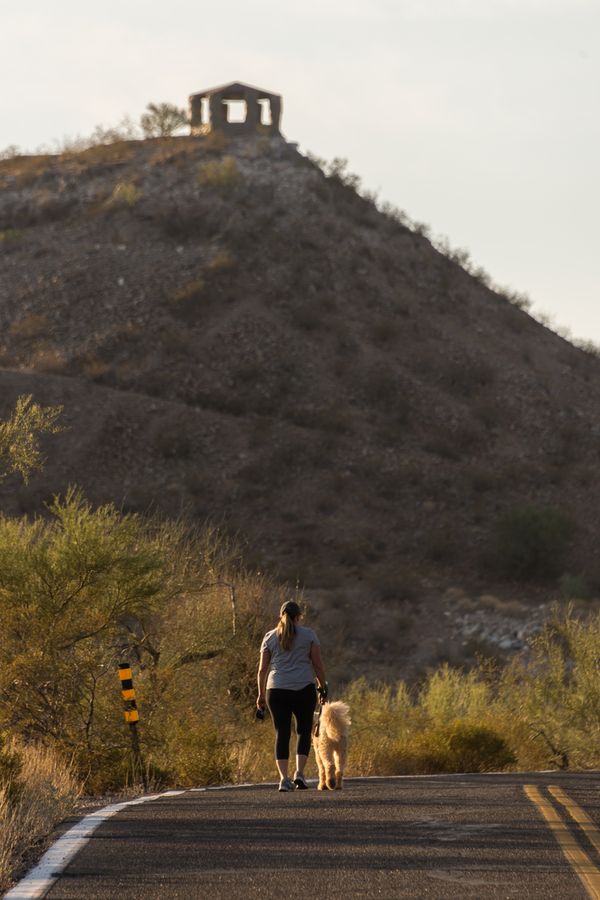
[118,663,147,791]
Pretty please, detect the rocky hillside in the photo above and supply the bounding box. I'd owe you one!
[1,134,599,680]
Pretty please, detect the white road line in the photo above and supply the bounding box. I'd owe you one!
[3,791,184,900]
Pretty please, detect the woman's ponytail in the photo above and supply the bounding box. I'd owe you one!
[276,600,302,652]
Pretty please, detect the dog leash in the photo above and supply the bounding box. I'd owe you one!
[314,683,329,737]
[314,703,324,737]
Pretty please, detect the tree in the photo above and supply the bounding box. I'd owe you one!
[140,103,188,138]
[0,490,168,745]
[0,395,62,482]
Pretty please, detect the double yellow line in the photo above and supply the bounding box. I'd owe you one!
[525,784,600,898]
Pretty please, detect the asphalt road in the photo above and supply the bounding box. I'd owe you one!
[42,772,600,899]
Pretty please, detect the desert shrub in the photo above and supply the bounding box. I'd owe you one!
[159,716,234,787]
[140,102,188,137]
[0,487,277,791]
[105,181,142,208]
[419,665,491,724]
[198,156,242,192]
[493,504,574,580]
[497,609,600,769]
[0,395,62,482]
[399,721,515,774]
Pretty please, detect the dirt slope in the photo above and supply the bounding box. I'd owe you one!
[1,134,599,679]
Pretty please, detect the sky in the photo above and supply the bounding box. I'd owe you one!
[1,0,598,344]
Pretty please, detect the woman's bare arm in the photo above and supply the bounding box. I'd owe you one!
[310,643,327,689]
[257,649,271,708]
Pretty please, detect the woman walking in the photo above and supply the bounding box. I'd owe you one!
[257,600,327,791]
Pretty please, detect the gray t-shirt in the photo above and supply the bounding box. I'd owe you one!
[260,624,320,690]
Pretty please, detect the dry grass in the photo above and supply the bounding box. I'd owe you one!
[29,344,67,374]
[148,137,202,167]
[9,314,50,341]
[198,156,242,192]
[0,154,55,185]
[61,141,137,167]
[0,742,81,893]
[169,278,206,306]
[81,355,111,381]
[204,130,226,153]
[206,249,235,274]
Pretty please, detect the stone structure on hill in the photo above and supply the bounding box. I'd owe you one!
[189,81,282,137]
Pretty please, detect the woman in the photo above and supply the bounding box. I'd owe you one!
[257,599,327,791]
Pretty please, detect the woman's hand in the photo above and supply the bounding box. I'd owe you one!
[257,649,271,710]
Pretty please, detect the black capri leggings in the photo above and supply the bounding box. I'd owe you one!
[266,683,317,759]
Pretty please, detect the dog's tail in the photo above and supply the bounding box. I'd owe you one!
[321,701,351,741]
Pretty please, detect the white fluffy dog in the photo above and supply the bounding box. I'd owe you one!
[314,701,351,790]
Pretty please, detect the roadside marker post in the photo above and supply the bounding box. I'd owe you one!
[118,663,148,791]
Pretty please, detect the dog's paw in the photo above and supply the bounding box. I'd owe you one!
[318,783,328,790]
[327,780,336,790]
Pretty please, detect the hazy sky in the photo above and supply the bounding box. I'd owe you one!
[1,0,598,343]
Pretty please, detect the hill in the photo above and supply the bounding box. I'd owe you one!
[1,133,600,680]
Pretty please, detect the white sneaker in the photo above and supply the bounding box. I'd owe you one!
[294,772,308,789]
[278,777,295,792]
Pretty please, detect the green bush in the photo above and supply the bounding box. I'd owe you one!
[493,504,574,580]
[369,722,514,775]
[407,721,515,773]
[160,717,234,787]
